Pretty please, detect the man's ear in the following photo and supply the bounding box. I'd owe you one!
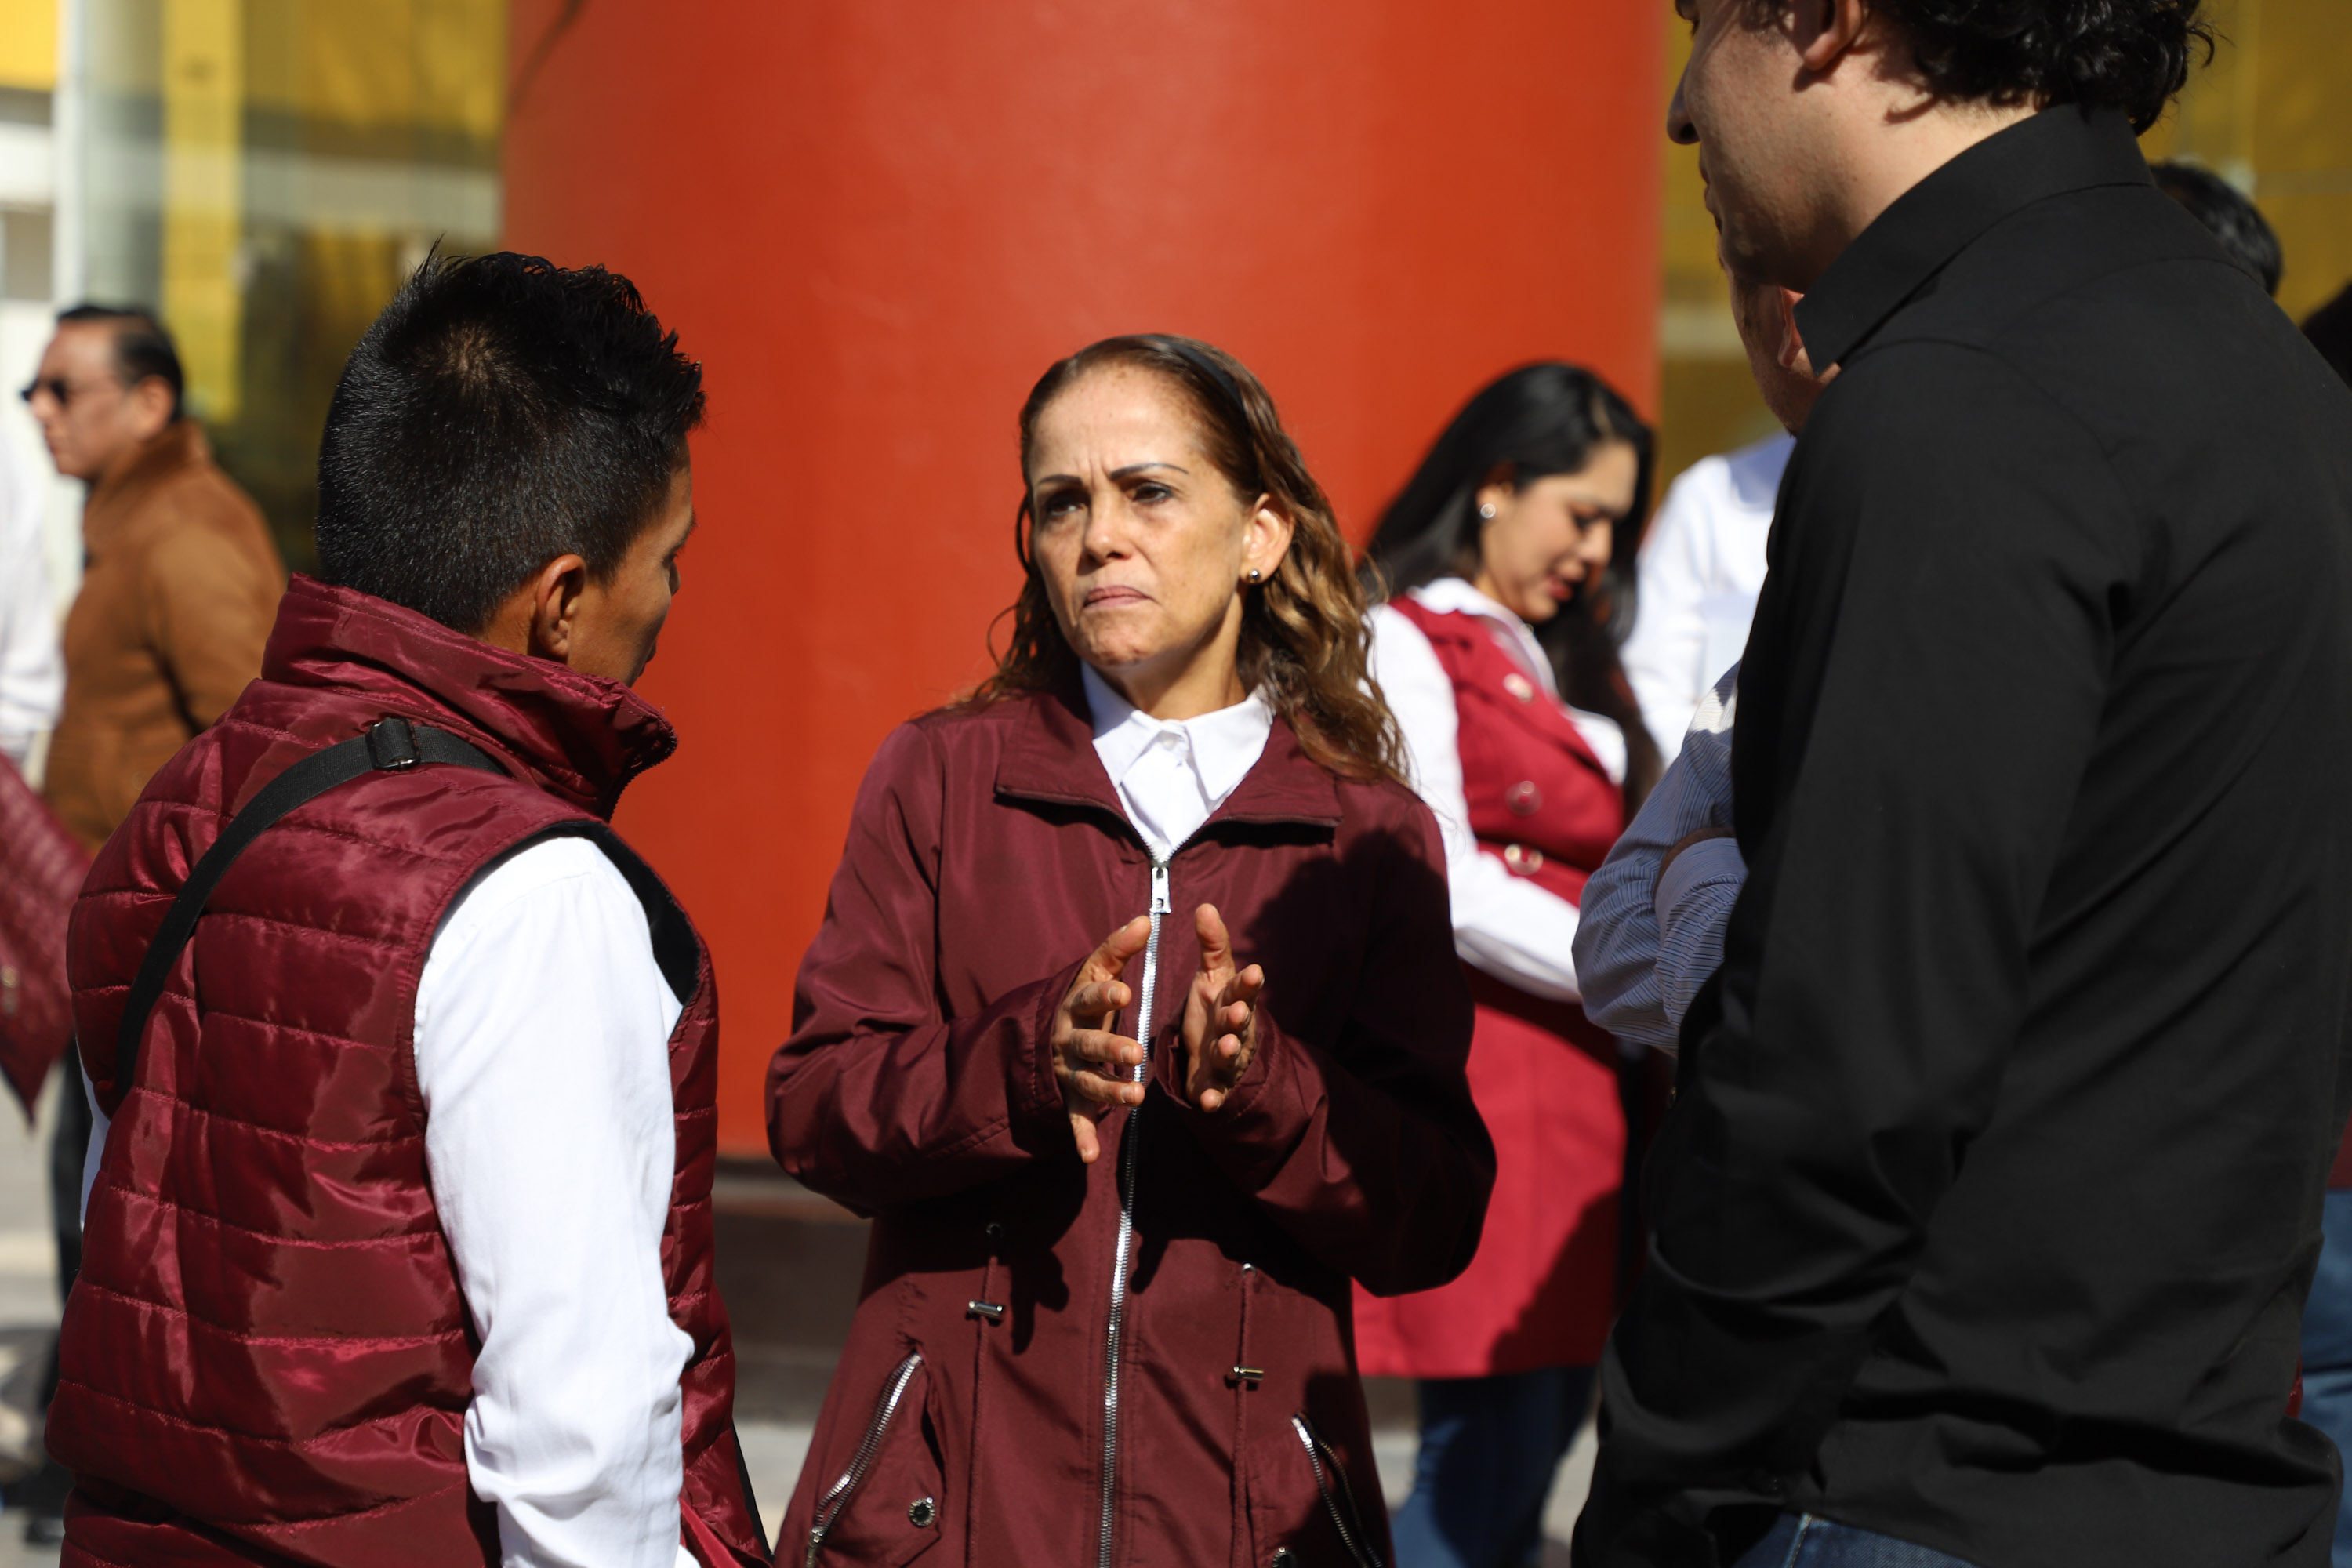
[127,376,176,441]
[1774,287,1818,378]
[1791,0,1873,74]
[524,554,590,664]
[479,553,590,663]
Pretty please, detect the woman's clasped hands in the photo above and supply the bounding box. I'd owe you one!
[1051,903,1266,1163]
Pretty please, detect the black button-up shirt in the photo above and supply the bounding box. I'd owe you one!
[1578,107,2352,1567]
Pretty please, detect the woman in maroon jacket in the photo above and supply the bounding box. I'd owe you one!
[769,335,1493,1568]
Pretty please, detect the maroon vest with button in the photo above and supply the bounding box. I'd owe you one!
[49,575,765,1568]
[1354,596,1632,1377]
[1386,597,1624,901]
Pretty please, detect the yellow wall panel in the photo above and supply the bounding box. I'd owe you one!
[238,0,499,146]
[0,0,58,93]
[2107,0,2352,318]
[413,0,503,143]
[162,0,245,422]
[2252,0,2352,178]
[93,0,506,564]
[2246,0,2352,315]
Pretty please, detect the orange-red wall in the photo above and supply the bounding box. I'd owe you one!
[503,1,1661,1152]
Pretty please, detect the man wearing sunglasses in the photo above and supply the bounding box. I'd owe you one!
[24,305,282,856]
[12,305,281,1547]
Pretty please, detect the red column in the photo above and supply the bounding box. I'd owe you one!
[503,0,1661,1151]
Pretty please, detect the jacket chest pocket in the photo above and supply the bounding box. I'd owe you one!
[1243,1412,1385,1568]
[802,1350,944,1567]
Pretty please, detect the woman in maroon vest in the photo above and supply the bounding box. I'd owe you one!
[1354,364,1660,1568]
[770,336,1494,1568]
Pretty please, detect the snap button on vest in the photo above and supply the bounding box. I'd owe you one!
[1502,672,1535,702]
[1506,779,1542,816]
[1502,842,1544,876]
[909,1496,938,1528]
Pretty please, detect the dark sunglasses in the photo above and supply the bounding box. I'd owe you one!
[19,375,110,409]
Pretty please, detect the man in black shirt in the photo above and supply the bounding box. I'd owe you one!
[1577,4,2352,1566]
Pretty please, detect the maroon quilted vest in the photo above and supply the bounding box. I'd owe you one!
[49,575,767,1568]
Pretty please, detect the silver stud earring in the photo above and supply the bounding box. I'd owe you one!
[1478,502,1497,520]
[1247,568,1262,583]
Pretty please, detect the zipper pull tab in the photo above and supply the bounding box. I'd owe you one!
[1150,862,1171,915]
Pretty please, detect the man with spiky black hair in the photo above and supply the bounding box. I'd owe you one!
[1577,5,2352,1566]
[47,253,767,1568]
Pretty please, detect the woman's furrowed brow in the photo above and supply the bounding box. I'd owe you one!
[1031,461,1190,488]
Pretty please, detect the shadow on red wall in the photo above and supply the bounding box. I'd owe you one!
[503,0,1661,1152]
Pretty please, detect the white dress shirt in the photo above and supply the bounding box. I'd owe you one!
[1621,432,1789,759]
[83,836,698,1568]
[1081,664,1273,859]
[1367,577,1627,1004]
[0,438,60,769]
[1571,662,1748,1053]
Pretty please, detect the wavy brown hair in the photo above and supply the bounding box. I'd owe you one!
[971,334,1406,786]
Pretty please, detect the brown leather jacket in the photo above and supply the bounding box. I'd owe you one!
[45,422,283,850]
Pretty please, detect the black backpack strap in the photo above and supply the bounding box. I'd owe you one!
[431,820,702,1008]
[113,717,505,1091]
[426,823,739,1541]
[572,822,702,1007]
[588,822,752,1550]
[733,1433,768,1559]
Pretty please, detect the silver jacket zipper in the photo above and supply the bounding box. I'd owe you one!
[1097,855,1172,1568]
[805,1349,924,1568]
[1290,1414,1383,1568]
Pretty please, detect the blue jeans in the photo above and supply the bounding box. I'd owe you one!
[1733,1514,1980,1567]
[2301,1189,2352,1568]
[1388,1365,1595,1568]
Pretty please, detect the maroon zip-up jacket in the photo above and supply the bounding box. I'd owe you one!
[769,681,1492,1568]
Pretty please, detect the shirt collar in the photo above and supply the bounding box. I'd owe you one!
[1079,663,1275,804]
[1406,577,1560,697]
[1792,106,2152,372]
[994,677,1342,829]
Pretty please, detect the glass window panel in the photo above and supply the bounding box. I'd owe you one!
[74,0,503,569]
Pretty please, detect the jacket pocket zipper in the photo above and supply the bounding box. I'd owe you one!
[805,1350,924,1568]
[1290,1413,1383,1568]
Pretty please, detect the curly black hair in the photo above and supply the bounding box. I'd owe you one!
[1871,0,2212,132]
